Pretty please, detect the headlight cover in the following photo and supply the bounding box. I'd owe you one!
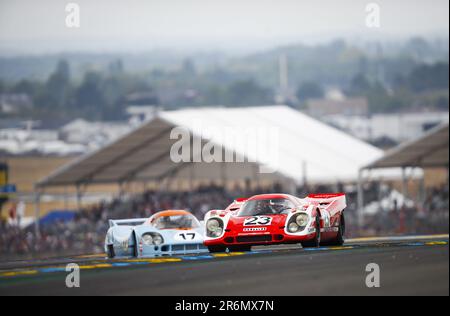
[206,218,224,237]
[142,233,164,246]
[295,214,309,227]
[142,234,153,245]
[152,234,164,245]
[287,213,309,233]
[288,222,300,233]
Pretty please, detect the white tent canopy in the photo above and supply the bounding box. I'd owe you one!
[37,106,391,188]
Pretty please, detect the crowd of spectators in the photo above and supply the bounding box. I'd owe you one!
[0,183,448,260]
[361,184,449,236]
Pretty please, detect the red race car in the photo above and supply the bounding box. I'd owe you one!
[204,193,346,252]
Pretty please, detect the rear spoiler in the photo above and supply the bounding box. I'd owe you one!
[307,193,345,199]
[306,193,346,210]
[108,218,147,228]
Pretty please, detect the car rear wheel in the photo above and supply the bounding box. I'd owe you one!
[301,214,321,248]
[325,214,345,246]
[208,245,227,253]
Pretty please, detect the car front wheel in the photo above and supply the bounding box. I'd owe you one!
[301,214,321,248]
[106,245,115,258]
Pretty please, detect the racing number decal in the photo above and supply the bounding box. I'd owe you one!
[244,216,272,226]
[179,233,196,240]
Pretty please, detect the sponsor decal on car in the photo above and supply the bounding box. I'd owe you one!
[243,227,267,232]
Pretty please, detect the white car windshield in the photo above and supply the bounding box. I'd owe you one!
[152,215,199,230]
[238,198,295,216]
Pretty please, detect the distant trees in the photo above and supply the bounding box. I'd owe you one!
[346,62,449,113]
[75,72,105,111]
[30,60,72,113]
[108,59,124,76]
[0,58,162,120]
[296,81,324,102]
[73,66,155,120]
[1,41,448,120]
[203,85,227,106]
[226,79,272,106]
[182,58,196,76]
[407,62,449,92]
[195,79,274,107]
[11,79,41,96]
[404,37,432,60]
[45,60,71,108]
[347,73,371,97]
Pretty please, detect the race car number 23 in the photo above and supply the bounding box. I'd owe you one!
[244,216,272,226]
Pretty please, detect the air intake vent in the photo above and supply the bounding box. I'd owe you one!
[236,235,272,243]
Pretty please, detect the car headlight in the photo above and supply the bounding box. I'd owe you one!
[288,222,300,233]
[296,214,309,227]
[142,234,153,245]
[287,213,309,233]
[206,218,223,237]
[207,219,220,231]
[142,233,164,246]
[152,234,164,245]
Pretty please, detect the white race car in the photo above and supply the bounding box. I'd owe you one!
[104,210,208,258]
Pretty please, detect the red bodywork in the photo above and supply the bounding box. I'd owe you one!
[204,193,345,248]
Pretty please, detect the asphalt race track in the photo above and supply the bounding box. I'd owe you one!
[0,235,448,296]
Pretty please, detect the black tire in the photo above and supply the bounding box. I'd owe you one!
[325,214,345,246]
[106,245,115,259]
[228,245,252,252]
[208,245,227,253]
[132,232,138,257]
[301,214,321,248]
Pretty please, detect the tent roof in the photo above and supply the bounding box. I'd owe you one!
[38,106,387,188]
[364,123,449,169]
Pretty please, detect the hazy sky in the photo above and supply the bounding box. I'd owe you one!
[0,0,448,55]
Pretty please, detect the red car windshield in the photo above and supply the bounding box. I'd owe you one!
[237,198,295,216]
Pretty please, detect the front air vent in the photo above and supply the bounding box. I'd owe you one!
[236,235,272,243]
